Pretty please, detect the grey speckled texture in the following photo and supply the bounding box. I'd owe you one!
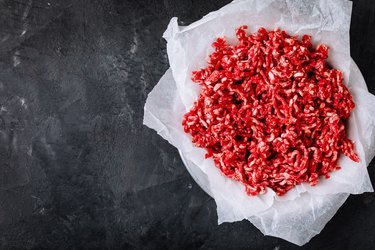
[0,0,374,249]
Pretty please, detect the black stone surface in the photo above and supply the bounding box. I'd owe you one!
[0,0,374,249]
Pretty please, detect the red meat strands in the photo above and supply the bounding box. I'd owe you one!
[182,26,359,196]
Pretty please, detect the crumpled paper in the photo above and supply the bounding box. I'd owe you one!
[143,0,375,245]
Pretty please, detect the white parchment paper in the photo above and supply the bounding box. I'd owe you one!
[143,0,375,245]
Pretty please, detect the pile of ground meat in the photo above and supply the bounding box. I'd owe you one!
[182,26,359,196]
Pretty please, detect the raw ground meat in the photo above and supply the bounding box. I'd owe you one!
[182,26,359,196]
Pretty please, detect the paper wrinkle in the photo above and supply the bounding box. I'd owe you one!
[144,0,374,246]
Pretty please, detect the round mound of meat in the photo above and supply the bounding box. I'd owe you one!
[183,26,358,196]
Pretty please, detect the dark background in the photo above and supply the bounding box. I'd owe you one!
[0,0,374,249]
